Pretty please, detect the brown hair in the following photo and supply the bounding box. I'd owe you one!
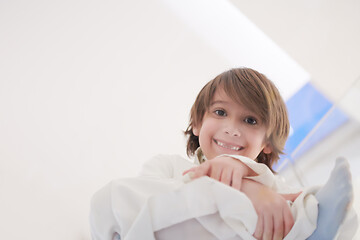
[184,68,289,171]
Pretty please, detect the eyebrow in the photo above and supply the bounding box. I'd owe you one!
[210,100,229,106]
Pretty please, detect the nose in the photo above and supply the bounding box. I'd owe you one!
[224,121,241,137]
[225,129,241,137]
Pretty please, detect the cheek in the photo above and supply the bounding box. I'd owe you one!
[201,119,219,135]
[248,130,267,146]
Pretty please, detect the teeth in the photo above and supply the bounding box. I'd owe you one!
[215,140,241,151]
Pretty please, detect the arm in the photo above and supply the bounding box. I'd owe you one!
[182,155,256,190]
[139,155,175,179]
[183,156,300,239]
[241,179,300,240]
[140,154,196,180]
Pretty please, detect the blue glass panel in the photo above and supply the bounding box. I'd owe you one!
[274,82,348,171]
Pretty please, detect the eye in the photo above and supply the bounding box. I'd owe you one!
[244,117,257,125]
[214,109,227,117]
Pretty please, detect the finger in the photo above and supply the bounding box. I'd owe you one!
[281,192,302,202]
[182,167,196,175]
[263,213,273,240]
[192,163,210,179]
[231,169,243,191]
[273,210,284,240]
[283,204,294,237]
[209,164,222,181]
[220,167,233,186]
[253,214,264,240]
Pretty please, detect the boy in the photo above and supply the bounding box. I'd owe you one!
[182,68,356,239]
[90,68,357,240]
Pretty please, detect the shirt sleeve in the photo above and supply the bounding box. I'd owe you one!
[89,181,121,240]
[139,154,175,179]
[139,154,196,180]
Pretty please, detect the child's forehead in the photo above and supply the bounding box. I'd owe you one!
[210,88,242,106]
[210,88,252,111]
[210,87,265,117]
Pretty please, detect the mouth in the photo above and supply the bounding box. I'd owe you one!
[214,139,244,151]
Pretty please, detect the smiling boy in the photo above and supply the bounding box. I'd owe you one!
[90,68,357,240]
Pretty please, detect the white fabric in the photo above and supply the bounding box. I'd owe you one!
[90,154,358,240]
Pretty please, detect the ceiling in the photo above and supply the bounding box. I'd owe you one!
[229,0,360,103]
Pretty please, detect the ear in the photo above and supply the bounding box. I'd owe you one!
[263,143,272,154]
[192,125,200,136]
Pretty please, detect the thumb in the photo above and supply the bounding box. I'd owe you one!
[281,191,302,202]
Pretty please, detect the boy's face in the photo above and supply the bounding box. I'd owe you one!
[193,88,272,160]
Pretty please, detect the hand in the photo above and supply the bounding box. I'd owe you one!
[241,179,301,240]
[183,156,255,190]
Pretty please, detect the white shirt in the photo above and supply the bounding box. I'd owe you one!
[90,153,358,240]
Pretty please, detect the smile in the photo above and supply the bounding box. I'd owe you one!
[214,139,243,151]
